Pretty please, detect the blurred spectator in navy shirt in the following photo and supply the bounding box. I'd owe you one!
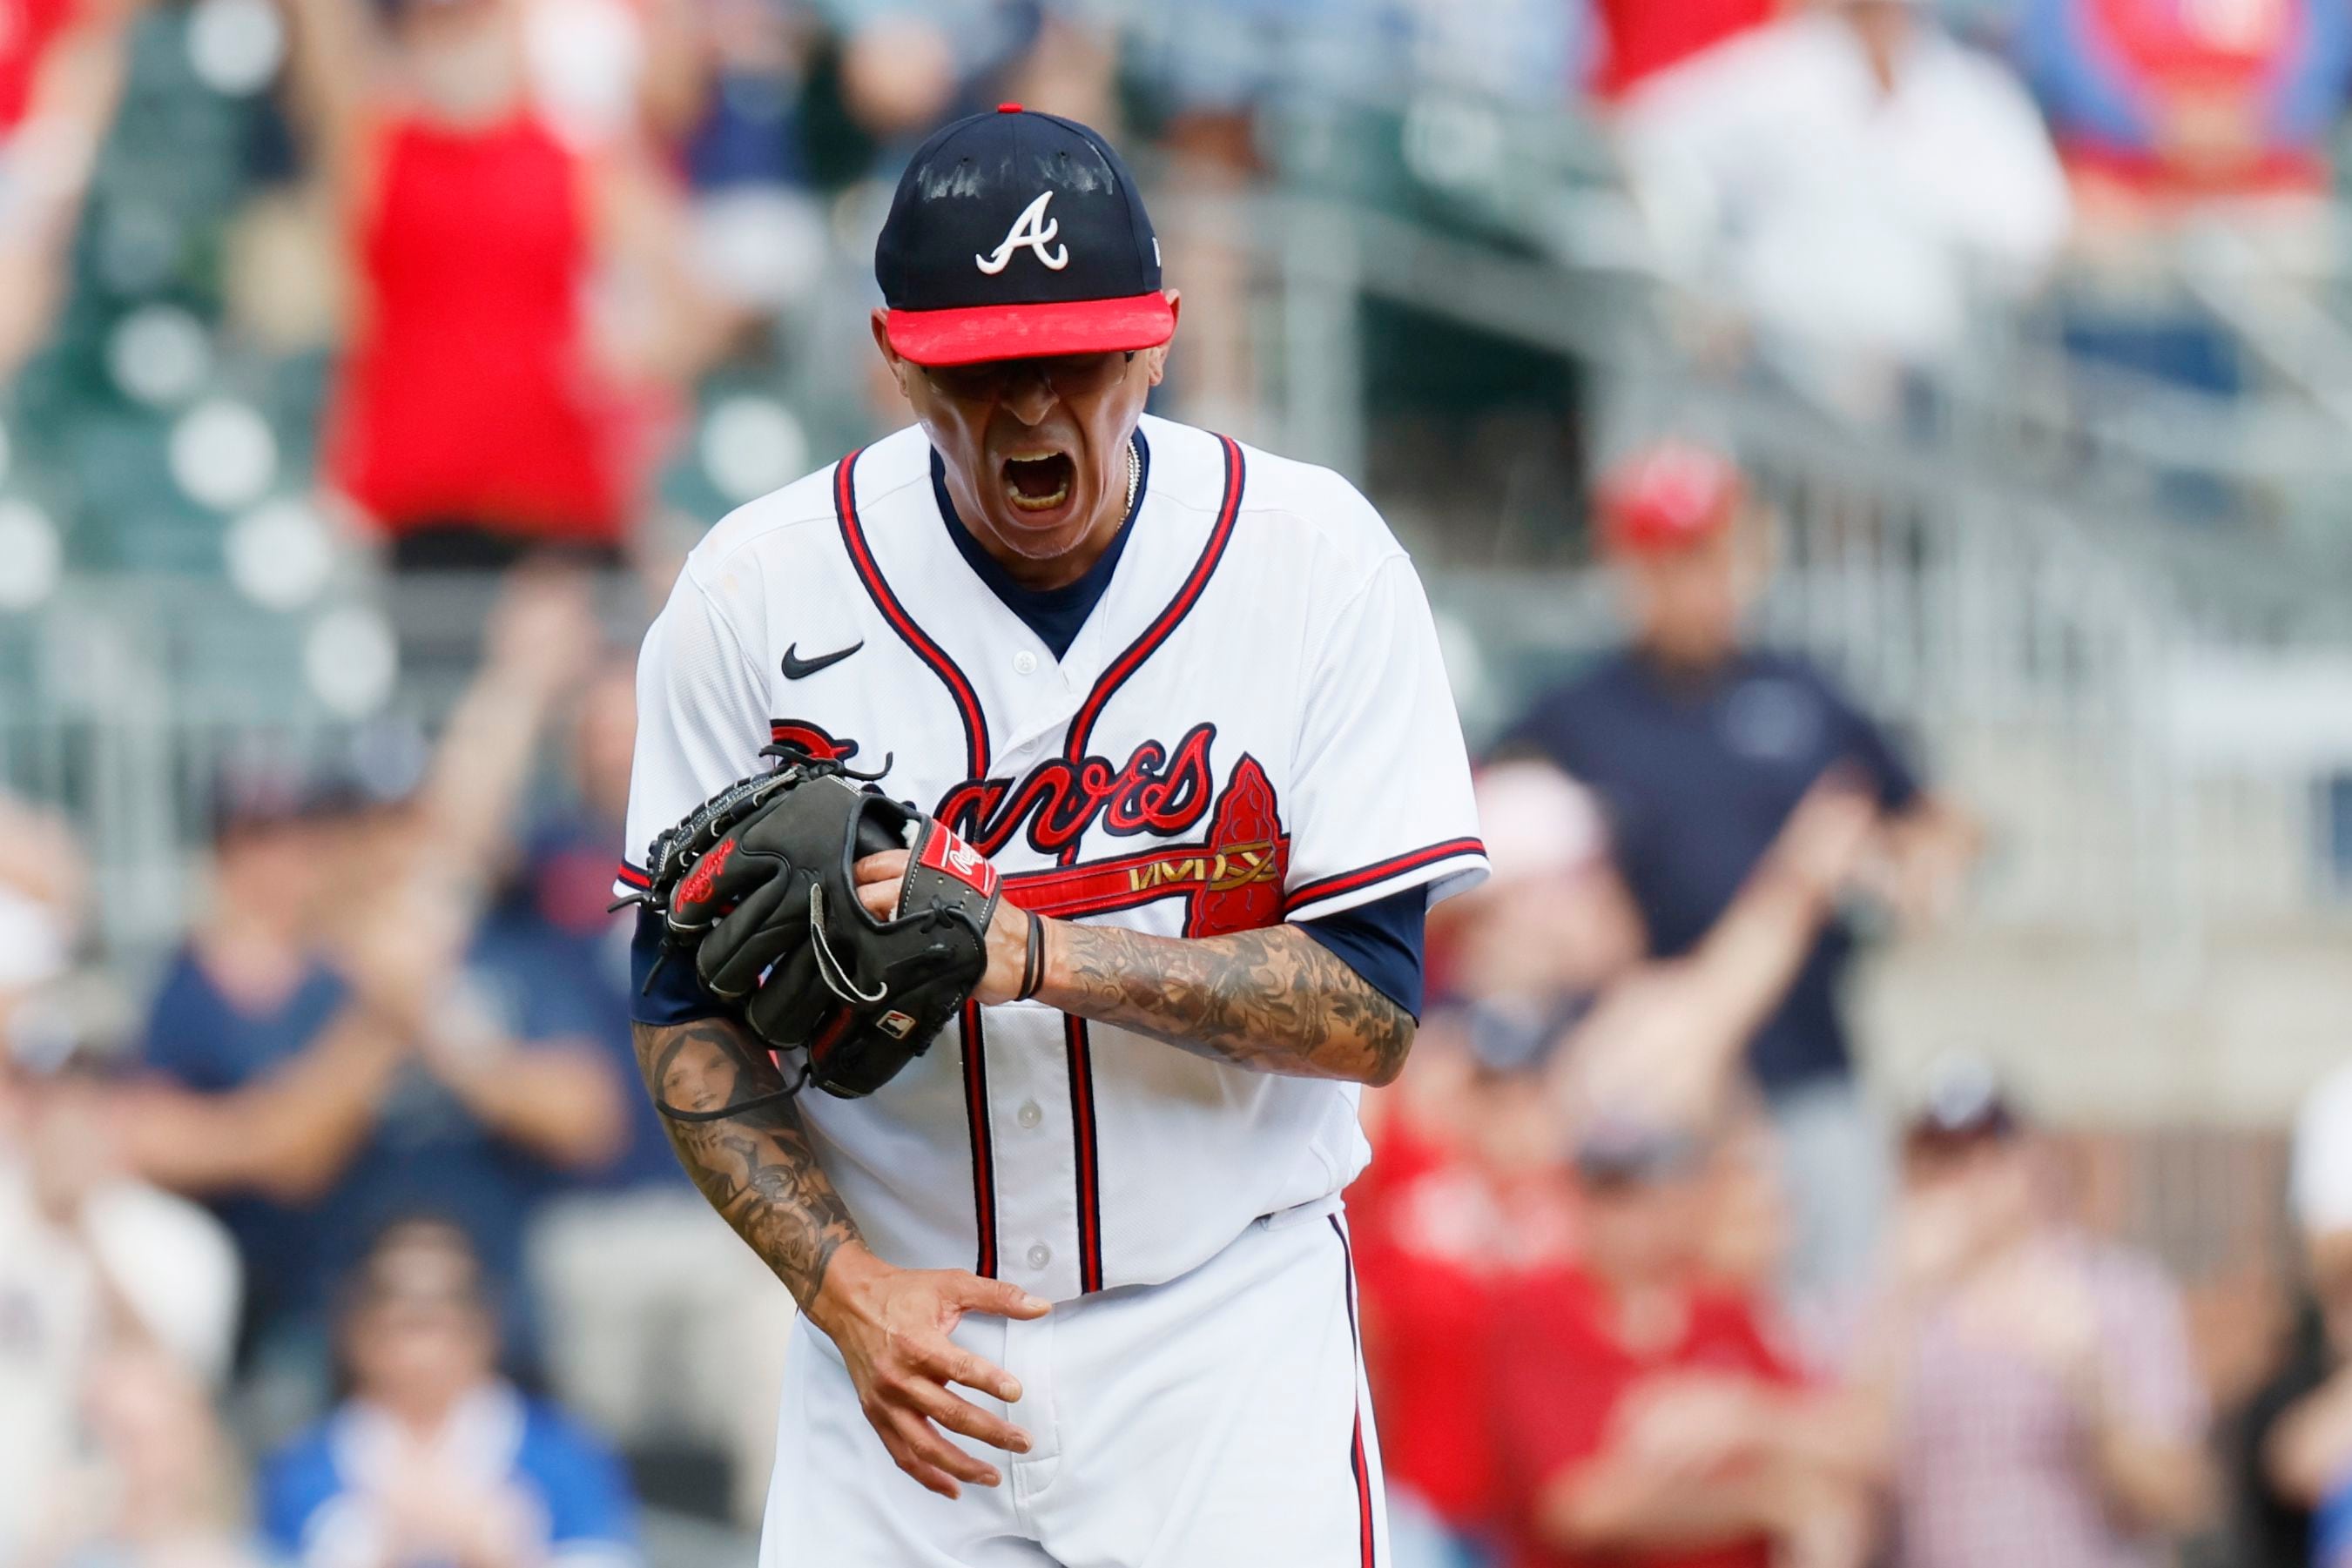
[121,575,630,1407]
[260,1218,642,1568]
[2015,0,2352,225]
[1501,442,1978,1302]
[120,765,415,1376]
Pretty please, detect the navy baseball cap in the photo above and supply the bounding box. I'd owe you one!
[876,104,1175,368]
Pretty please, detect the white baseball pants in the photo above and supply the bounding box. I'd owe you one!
[758,1202,1387,1568]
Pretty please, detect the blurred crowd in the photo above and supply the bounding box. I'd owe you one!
[3,567,787,1565]
[7,0,2352,1565]
[1349,443,2349,1568]
[5,441,2352,1568]
[4,0,2350,567]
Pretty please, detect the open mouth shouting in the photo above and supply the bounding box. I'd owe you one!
[1001,450,1076,515]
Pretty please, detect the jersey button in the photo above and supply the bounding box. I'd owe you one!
[1027,1242,1052,1269]
[1017,1100,1043,1129]
[1013,650,1039,676]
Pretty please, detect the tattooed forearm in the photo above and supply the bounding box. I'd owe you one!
[1036,921,1416,1086]
[631,1017,864,1309]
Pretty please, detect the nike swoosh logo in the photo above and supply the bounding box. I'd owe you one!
[781,640,864,680]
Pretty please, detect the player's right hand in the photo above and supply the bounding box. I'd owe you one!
[805,1243,1050,1499]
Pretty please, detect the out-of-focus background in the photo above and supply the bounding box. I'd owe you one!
[9,0,2352,1565]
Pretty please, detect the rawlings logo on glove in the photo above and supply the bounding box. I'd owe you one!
[673,838,738,910]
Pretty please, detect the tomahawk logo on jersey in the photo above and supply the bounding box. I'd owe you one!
[618,414,1486,1306]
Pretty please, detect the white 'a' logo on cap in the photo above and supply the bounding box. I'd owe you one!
[976,192,1070,275]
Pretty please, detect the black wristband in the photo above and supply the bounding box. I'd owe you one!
[1016,912,1047,1002]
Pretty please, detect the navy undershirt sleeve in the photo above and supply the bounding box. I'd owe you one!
[630,907,731,1026]
[1295,885,1429,1020]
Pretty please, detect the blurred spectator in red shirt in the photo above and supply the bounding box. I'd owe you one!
[1356,762,1614,1568]
[1590,0,1778,101]
[0,0,77,131]
[283,0,711,572]
[1357,740,1879,1567]
[1354,1009,1578,1568]
[1850,1057,2214,1568]
[1488,1109,1876,1568]
[0,0,133,385]
[2015,0,2352,219]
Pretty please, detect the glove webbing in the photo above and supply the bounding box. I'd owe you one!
[616,742,893,1120]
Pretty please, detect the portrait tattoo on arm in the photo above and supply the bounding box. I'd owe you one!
[1042,922,1416,1087]
[631,1016,863,1309]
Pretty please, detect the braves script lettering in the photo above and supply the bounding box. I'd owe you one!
[938,723,1217,856]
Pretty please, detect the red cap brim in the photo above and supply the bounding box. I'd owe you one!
[885,293,1175,367]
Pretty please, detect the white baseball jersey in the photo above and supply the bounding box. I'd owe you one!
[619,414,1487,1305]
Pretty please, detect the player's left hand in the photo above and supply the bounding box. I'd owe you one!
[853,850,1037,1006]
[807,1243,1049,1500]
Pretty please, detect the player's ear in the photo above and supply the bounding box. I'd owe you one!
[870,309,913,400]
[1145,290,1180,387]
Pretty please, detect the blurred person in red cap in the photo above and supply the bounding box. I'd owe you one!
[1351,996,1580,1568]
[1487,1102,1878,1568]
[1843,1055,2212,1567]
[1500,441,1978,1309]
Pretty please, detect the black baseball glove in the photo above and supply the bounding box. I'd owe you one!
[622,747,1004,1107]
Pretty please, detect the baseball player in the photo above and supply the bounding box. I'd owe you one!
[617,105,1486,1567]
